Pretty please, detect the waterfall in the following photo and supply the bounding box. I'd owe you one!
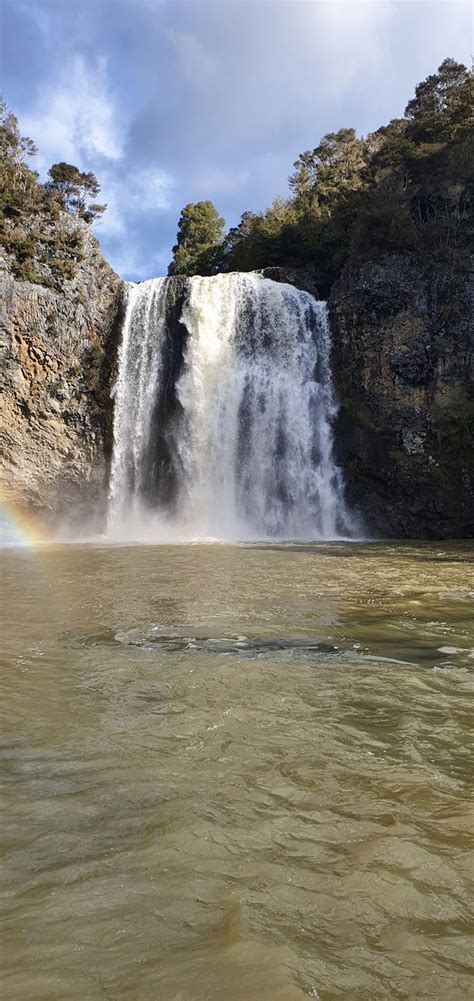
[108,272,355,541]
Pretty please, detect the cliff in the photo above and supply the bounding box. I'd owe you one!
[0,214,124,525]
[1,240,472,539]
[262,260,473,538]
[329,256,473,538]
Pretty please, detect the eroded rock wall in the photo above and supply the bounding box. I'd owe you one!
[0,218,124,526]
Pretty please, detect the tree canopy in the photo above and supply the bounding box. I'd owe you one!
[203,57,472,295]
[1,98,107,285]
[168,201,226,276]
[0,98,37,168]
[46,162,106,223]
[289,128,369,216]
[404,58,471,142]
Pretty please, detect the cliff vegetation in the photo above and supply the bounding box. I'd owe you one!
[0,99,106,288]
[1,101,123,520]
[168,59,472,297]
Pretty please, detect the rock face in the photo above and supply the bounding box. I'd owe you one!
[1,235,472,539]
[260,265,320,299]
[329,256,473,538]
[0,216,124,527]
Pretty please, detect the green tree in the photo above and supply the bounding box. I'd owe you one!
[222,57,472,288]
[289,128,369,217]
[400,60,472,252]
[46,162,106,223]
[0,101,88,285]
[404,58,471,143]
[0,98,39,212]
[0,99,37,169]
[1,99,45,276]
[168,201,225,276]
[224,211,267,270]
[225,211,259,255]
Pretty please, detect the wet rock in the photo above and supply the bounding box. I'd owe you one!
[329,256,473,538]
[261,265,320,299]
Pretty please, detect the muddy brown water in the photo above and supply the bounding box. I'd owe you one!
[1,541,473,1000]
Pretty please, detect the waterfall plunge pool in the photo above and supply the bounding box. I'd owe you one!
[1,540,473,1000]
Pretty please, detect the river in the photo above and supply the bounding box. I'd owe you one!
[1,541,473,1000]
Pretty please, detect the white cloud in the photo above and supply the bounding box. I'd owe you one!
[95,166,174,238]
[311,1,394,93]
[22,54,124,170]
[16,47,174,279]
[167,28,217,85]
[192,164,250,197]
[134,167,173,211]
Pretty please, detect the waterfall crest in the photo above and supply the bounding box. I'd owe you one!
[108,272,355,541]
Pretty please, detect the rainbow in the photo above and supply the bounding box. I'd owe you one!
[0,498,51,546]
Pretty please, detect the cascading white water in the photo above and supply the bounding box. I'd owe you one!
[108,279,168,524]
[108,272,355,540]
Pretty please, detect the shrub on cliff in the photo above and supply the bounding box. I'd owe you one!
[46,163,106,224]
[0,100,107,286]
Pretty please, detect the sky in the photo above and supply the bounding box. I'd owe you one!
[1,0,471,279]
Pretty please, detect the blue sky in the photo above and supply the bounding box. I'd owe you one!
[1,0,471,279]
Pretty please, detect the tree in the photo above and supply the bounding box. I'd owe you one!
[0,98,37,167]
[222,57,472,288]
[225,210,259,254]
[404,58,471,143]
[0,98,38,204]
[0,101,95,285]
[289,128,369,217]
[168,201,225,276]
[224,211,262,270]
[46,162,106,223]
[1,99,43,241]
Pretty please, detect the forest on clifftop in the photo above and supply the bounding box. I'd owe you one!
[1,58,472,298]
[167,58,472,296]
